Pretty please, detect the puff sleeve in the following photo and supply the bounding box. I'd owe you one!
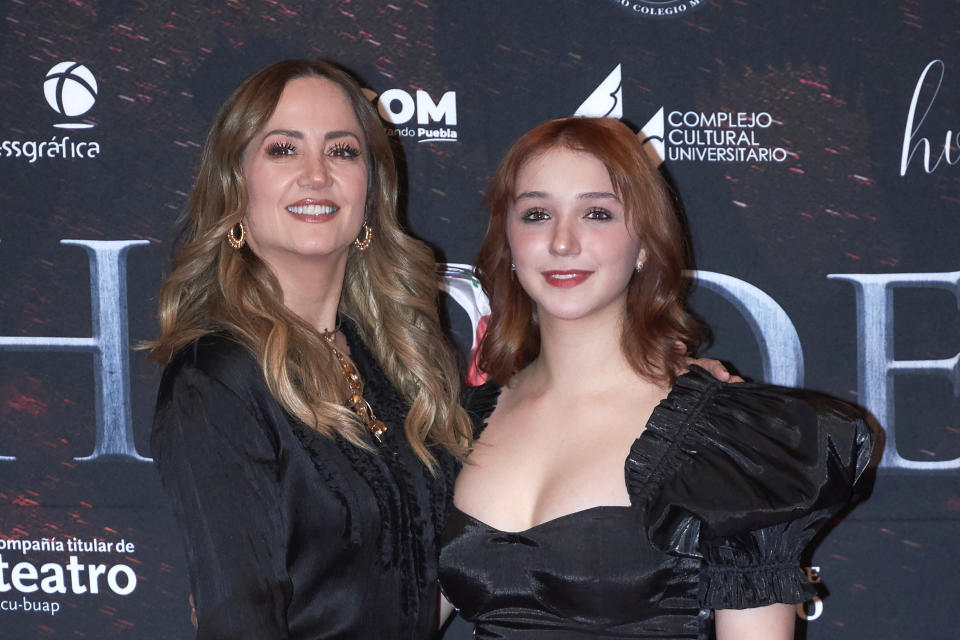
[626,367,874,610]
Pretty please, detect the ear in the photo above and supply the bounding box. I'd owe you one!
[635,247,647,271]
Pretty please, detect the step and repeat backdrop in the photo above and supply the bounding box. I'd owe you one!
[1,1,958,638]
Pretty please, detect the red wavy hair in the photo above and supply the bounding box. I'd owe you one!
[475,117,701,385]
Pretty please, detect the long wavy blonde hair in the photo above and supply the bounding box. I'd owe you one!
[148,60,471,468]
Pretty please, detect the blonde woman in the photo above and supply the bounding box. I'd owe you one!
[148,60,472,639]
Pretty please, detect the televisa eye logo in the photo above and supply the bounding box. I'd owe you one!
[0,60,102,163]
[44,61,98,129]
[576,65,789,165]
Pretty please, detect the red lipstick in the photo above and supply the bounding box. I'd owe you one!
[541,270,593,288]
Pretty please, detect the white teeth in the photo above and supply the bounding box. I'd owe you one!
[551,273,578,279]
[287,204,338,215]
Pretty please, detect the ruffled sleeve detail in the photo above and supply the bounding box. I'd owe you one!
[699,516,822,608]
[626,366,874,608]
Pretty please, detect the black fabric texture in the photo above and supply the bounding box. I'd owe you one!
[151,318,455,639]
[439,367,873,639]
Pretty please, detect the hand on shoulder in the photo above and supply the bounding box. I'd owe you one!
[683,355,744,383]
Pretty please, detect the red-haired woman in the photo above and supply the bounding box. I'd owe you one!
[439,117,873,639]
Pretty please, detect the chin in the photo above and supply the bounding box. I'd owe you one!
[535,304,599,323]
[291,239,351,256]
[534,294,629,325]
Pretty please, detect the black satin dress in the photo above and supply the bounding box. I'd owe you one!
[151,318,456,639]
[440,368,873,639]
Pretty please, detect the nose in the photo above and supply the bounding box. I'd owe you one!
[549,218,580,256]
[299,152,329,188]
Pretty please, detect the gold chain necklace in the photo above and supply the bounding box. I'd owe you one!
[321,326,387,444]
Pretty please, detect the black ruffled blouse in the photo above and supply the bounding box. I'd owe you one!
[440,367,873,639]
[151,319,456,639]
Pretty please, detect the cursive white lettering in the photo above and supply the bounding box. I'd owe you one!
[900,59,960,176]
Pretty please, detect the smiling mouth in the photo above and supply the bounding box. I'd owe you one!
[286,204,339,216]
[542,270,593,288]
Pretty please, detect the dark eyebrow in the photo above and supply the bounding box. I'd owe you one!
[578,192,620,201]
[324,130,362,143]
[259,129,362,143]
[261,129,304,140]
[514,190,621,202]
[515,190,547,201]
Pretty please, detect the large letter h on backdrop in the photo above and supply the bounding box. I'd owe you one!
[0,240,150,462]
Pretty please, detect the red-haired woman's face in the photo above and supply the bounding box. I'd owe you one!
[506,147,644,325]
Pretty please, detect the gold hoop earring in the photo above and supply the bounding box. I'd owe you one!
[353,223,373,252]
[227,221,246,249]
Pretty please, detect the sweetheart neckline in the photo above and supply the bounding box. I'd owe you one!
[452,370,698,536]
[455,367,728,537]
[450,503,636,535]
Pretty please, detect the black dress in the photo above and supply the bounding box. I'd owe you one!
[151,318,456,639]
[440,367,873,639]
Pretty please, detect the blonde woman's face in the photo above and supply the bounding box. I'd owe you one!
[507,147,644,325]
[241,76,368,274]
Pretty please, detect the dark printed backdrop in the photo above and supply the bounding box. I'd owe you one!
[1,1,958,638]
